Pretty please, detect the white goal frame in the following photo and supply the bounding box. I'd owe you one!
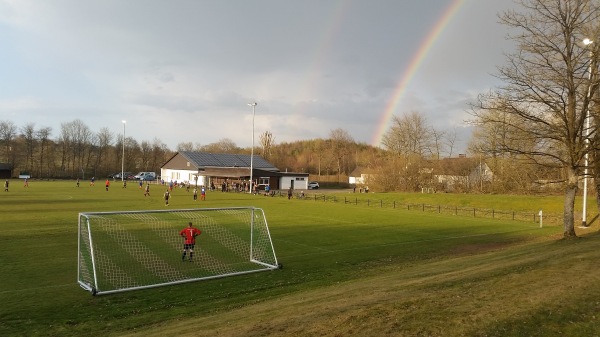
[78,207,279,295]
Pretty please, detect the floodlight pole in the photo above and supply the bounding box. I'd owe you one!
[582,38,593,227]
[121,120,126,182]
[248,102,257,194]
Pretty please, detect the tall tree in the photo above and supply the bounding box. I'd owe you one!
[470,0,600,237]
[329,128,354,182]
[444,128,459,158]
[94,127,113,175]
[381,111,434,190]
[151,138,169,174]
[381,111,433,158]
[69,119,93,177]
[20,123,36,172]
[0,120,17,164]
[259,131,275,160]
[36,127,52,178]
[140,140,152,170]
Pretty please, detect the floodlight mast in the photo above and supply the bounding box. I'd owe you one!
[582,38,593,227]
[248,102,258,194]
[121,120,126,182]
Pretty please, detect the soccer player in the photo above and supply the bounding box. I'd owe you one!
[179,222,201,262]
[200,186,206,201]
[4,179,8,192]
[105,179,110,191]
[144,184,150,197]
[164,189,170,205]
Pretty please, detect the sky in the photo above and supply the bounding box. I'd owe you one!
[0,0,516,154]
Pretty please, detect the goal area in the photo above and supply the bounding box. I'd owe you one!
[78,207,279,295]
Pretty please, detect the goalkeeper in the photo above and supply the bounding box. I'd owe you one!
[179,222,202,262]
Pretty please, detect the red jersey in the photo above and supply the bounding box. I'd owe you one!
[180,227,201,244]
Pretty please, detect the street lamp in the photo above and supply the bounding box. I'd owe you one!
[121,120,126,182]
[248,102,257,194]
[582,38,593,227]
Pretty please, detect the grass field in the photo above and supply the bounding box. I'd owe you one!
[1,180,599,336]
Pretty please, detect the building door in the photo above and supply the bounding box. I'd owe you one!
[290,179,294,189]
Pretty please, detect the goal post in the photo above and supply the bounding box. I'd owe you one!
[78,207,279,296]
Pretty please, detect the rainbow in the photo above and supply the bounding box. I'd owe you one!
[371,0,465,145]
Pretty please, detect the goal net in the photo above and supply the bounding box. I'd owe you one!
[78,207,279,295]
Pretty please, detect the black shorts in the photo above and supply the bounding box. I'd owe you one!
[183,243,195,250]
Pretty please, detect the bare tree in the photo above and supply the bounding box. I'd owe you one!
[381,111,433,157]
[94,127,113,175]
[58,122,72,175]
[151,138,170,173]
[259,131,275,160]
[140,140,152,170]
[176,142,194,152]
[444,128,459,158]
[470,0,600,237]
[201,138,239,153]
[429,127,446,160]
[70,119,93,177]
[0,120,17,164]
[20,123,36,172]
[381,111,434,190]
[329,128,354,182]
[36,127,52,178]
[125,137,140,173]
[312,138,326,177]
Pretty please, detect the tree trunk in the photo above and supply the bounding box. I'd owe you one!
[563,168,578,238]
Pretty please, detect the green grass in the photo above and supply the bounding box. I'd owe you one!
[0,181,598,336]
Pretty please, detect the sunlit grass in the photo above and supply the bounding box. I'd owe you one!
[0,180,596,336]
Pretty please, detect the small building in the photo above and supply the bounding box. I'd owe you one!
[0,163,13,179]
[160,151,309,191]
[434,157,493,192]
[348,167,376,185]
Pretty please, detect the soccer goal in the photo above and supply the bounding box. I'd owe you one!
[78,207,279,295]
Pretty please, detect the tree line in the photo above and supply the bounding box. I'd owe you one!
[0,119,170,179]
[1,110,558,195]
[0,115,473,189]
